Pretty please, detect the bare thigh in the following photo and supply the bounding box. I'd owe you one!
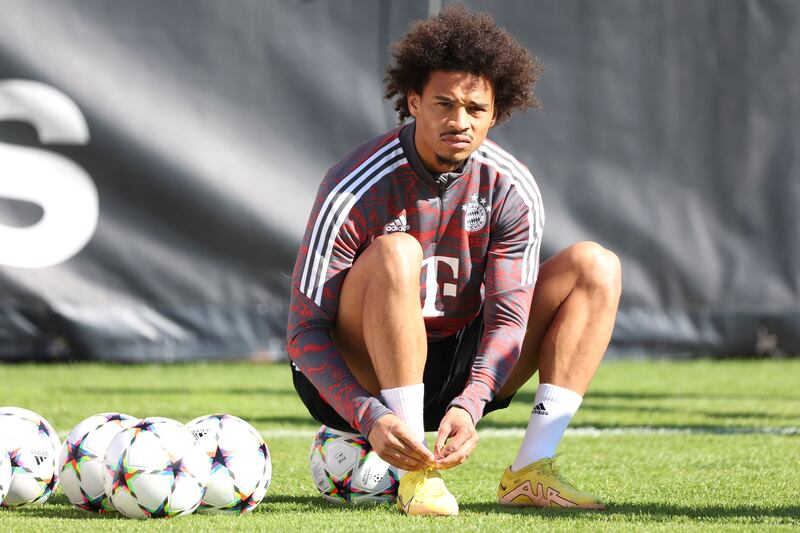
[332,232,426,395]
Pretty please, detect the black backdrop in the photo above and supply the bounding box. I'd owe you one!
[0,0,798,361]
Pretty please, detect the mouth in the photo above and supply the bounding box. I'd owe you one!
[440,133,472,150]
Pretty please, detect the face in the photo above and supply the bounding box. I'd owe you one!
[408,71,496,174]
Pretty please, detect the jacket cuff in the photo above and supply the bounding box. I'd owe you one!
[356,398,393,437]
[448,396,485,426]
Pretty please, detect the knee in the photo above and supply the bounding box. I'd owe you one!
[567,241,622,301]
[367,233,423,285]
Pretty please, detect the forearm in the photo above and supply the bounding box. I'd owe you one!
[288,327,391,436]
[449,323,526,424]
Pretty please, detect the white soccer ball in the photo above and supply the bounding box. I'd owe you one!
[59,412,138,512]
[102,417,211,518]
[187,414,272,513]
[0,439,12,504]
[309,425,399,505]
[0,407,60,507]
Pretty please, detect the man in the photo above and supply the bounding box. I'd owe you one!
[287,5,621,516]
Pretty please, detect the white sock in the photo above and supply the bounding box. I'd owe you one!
[511,383,582,472]
[380,383,426,478]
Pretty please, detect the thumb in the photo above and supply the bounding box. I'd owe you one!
[434,419,452,457]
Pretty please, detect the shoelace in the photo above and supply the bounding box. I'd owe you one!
[420,470,448,497]
[539,457,579,488]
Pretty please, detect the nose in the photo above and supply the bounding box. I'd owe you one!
[447,107,469,132]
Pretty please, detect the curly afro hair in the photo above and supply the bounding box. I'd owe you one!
[384,4,543,124]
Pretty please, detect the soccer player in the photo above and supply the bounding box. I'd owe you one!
[287,5,621,516]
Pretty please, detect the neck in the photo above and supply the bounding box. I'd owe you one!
[414,129,460,174]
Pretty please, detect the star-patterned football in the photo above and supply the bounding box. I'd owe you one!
[101,417,211,518]
[186,414,272,513]
[309,425,399,505]
[0,406,61,507]
[58,412,138,512]
[0,439,11,504]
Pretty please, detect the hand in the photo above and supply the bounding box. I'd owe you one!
[367,413,434,471]
[433,406,478,469]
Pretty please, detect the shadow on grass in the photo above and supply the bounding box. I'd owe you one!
[246,415,320,427]
[5,506,121,520]
[259,494,354,513]
[459,501,800,520]
[587,391,800,402]
[476,419,798,435]
[59,387,297,397]
[513,390,800,405]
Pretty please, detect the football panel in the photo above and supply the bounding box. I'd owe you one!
[83,417,138,457]
[170,473,205,514]
[79,460,107,501]
[261,458,272,492]
[3,474,45,506]
[351,493,395,505]
[322,440,359,480]
[125,433,168,470]
[150,422,195,458]
[0,446,10,502]
[201,469,236,509]
[310,452,333,494]
[25,436,58,480]
[351,452,396,493]
[320,492,347,505]
[130,473,172,511]
[180,446,211,487]
[59,467,85,506]
[226,448,264,494]
[64,415,107,449]
[187,415,223,455]
[104,429,134,467]
[111,488,147,518]
[217,418,261,452]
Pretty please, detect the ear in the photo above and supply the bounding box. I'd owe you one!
[489,108,497,128]
[407,91,421,118]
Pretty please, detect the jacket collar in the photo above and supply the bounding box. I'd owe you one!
[399,122,472,192]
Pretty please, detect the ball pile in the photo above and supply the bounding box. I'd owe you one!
[0,407,272,519]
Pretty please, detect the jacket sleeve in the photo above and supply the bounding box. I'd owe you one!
[449,180,544,424]
[286,176,392,437]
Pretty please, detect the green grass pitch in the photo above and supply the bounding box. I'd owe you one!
[0,359,798,531]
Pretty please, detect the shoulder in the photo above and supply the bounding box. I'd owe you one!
[323,126,407,188]
[474,138,543,209]
[474,138,536,185]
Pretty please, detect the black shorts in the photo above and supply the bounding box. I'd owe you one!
[291,311,515,434]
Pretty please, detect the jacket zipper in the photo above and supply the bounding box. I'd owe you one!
[433,179,447,244]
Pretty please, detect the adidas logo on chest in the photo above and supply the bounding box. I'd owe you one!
[384,213,410,233]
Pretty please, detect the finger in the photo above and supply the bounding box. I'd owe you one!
[387,431,433,467]
[436,433,478,469]
[440,427,473,458]
[393,427,435,463]
[383,450,426,471]
[391,452,428,471]
[378,441,428,471]
[434,421,453,458]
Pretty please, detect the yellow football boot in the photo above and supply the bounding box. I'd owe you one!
[497,457,605,509]
[396,469,458,516]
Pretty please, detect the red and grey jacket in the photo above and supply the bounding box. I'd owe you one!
[286,123,544,437]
